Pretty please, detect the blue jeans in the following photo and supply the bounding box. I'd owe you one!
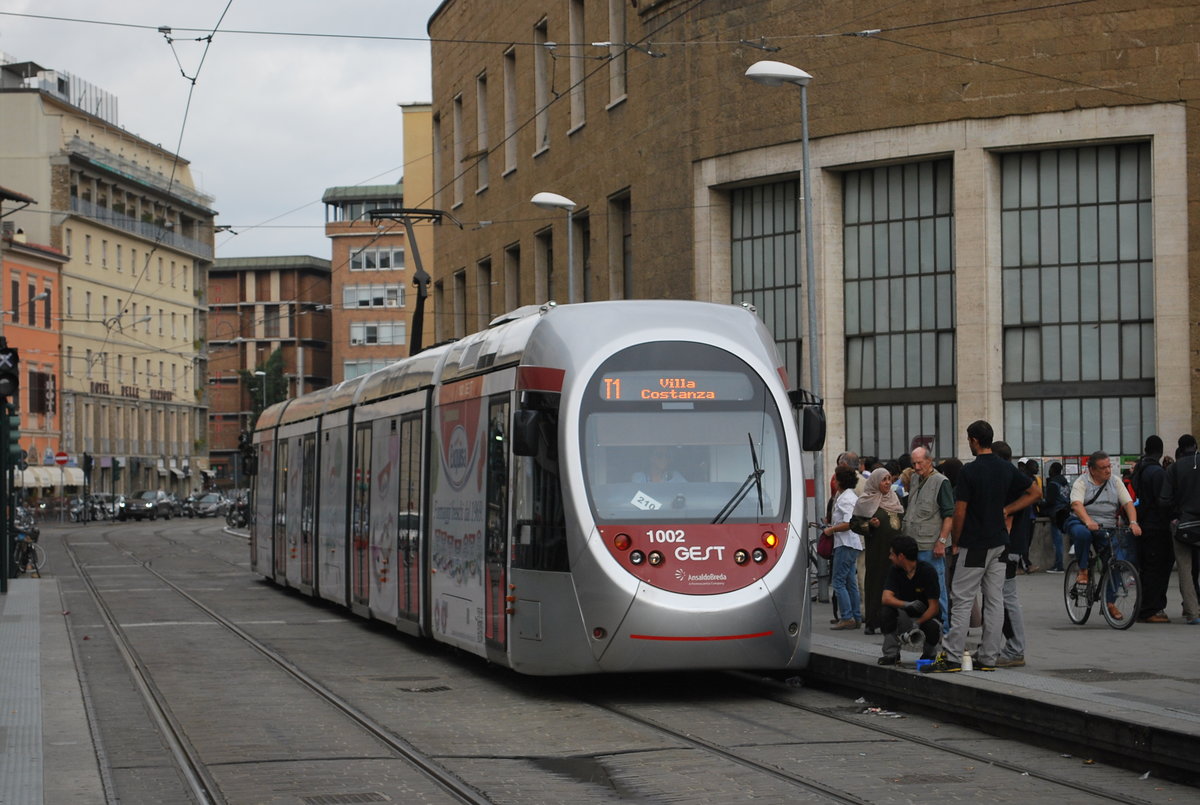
[1065,517,1113,571]
[1049,519,1065,570]
[831,545,862,622]
[917,549,949,622]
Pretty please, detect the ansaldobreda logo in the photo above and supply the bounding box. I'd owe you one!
[675,568,728,584]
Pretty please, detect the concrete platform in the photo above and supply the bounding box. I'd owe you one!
[804,564,1200,784]
[0,577,104,804]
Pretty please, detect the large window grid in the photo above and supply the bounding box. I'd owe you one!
[1000,144,1154,455]
[847,403,956,464]
[730,181,802,386]
[1004,396,1152,458]
[843,160,956,459]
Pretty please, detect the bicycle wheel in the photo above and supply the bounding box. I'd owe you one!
[1100,559,1141,629]
[1063,559,1092,624]
[29,542,46,572]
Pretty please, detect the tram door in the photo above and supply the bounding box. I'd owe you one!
[273,439,289,578]
[300,433,316,588]
[351,424,372,608]
[484,396,510,652]
[397,413,423,625]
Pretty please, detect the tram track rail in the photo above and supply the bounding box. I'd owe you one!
[577,670,1163,805]
[63,529,492,805]
[734,672,1161,805]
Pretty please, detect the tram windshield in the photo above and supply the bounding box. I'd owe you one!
[580,342,788,524]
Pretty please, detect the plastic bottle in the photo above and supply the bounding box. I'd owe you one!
[962,650,974,671]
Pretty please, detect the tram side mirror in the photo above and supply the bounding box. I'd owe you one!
[801,405,826,452]
[512,409,541,456]
[788,389,826,452]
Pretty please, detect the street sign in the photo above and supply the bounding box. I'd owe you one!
[54,451,69,466]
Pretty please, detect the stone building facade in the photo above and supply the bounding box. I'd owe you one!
[0,58,215,494]
[428,0,1196,465]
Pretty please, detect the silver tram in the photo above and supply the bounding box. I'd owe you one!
[250,300,824,675]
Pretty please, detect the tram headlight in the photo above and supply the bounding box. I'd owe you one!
[648,551,665,567]
[762,531,778,549]
[752,547,768,563]
[630,550,646,565]
[613,533,632,551]
[734,548,750,565]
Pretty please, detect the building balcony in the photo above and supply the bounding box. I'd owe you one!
[69,196,214,259]
[66,136,215,212]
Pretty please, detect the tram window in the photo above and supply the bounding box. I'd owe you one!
[512,402,568,572]
[486,398,510,562]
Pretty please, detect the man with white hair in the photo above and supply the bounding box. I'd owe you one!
[902,446,952,621]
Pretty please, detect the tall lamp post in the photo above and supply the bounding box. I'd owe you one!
[253,370,266,414]
[745,60,824,514]
[531,192,577,304]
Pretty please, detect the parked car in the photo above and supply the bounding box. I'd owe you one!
[188,492,228,518]
[118,489,173,521]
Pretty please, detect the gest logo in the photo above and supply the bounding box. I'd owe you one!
[675,545,725,561]
[446,425,471,488]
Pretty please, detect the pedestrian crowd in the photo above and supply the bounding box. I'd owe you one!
[818,421,1200,673]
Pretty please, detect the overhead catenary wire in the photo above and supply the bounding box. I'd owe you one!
[13,0,1194,338]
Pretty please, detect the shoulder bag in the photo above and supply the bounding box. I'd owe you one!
[1055,481,1106,531]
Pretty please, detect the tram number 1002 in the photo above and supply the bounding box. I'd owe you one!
[646,529,686,543]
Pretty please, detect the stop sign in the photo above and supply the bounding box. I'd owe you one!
[54,451,69,466]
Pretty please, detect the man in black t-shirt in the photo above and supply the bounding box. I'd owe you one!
[926,420,1039,673]
[878,535,942,666]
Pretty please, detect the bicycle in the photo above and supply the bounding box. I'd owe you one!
[12,531,46,577]
[1063,525,1140,629]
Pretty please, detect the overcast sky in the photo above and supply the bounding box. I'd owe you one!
[1,0,444,259]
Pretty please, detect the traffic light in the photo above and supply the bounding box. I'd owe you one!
[83,452,93,481]
[5,407,21,465]
[17,449,27,472]
[0,347,19,399]
[238,431,257,476]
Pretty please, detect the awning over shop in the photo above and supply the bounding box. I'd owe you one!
[60,466,85,486]
[170,468,185,479]
[15,467,54,488]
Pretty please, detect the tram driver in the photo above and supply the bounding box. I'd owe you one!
[632,446,688,483]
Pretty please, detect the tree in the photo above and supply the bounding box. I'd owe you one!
[239,348,286,425]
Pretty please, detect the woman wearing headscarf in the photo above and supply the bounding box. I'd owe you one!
[850,467,906,634]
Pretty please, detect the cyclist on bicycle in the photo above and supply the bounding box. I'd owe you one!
[1064,451,1141,591]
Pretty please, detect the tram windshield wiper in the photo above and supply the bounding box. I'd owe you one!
[712,433,765,524]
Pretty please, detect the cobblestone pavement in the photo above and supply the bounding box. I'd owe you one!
[1,521,1197,803]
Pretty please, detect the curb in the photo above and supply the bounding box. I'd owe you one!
[803,651,1200,785]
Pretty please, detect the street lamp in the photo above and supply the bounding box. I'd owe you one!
[253,370,266,411]
[531,192,577,304]
[746,60,823,509]
[745,61,819,400]
[8,291,48,320]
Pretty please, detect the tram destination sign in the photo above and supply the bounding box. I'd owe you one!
[599,370,753,402]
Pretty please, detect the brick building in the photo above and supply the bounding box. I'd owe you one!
[207,256,331,487]
[0,220,68,492]
[428,0,1196,466]
[323,103,436,382]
